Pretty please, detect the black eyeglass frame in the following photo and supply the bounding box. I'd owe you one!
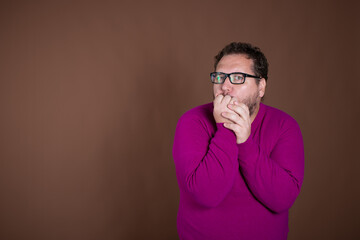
[210,72,261,85]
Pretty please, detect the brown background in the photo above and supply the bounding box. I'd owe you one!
[0,0,359,239]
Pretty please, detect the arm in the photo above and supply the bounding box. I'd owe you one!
[173,113,239,208]
[237,120,304,213]
[223,102,304,213]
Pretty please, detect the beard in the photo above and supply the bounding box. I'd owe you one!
[242,91,260,116]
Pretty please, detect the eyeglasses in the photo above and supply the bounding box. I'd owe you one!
[210,72,260,84]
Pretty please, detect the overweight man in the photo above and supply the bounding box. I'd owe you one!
[173,42,304,240]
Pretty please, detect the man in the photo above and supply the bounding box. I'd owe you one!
[173,42,304,240]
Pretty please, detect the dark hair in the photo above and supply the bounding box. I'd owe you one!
[214,42,269,81]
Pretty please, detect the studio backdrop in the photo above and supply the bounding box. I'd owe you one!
[0,0,359,239]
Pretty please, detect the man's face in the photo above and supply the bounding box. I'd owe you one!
[213,54,266,116]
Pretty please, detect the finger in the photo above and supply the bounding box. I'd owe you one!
[213,94,224,104]
[232,104,248,119]
[221,95,232,104]
[214,92,224,99]
[236,102,250,116]
[221,112,245,125]
[223,122,242,132]
[228,102,250,119]
[229,97,237,105]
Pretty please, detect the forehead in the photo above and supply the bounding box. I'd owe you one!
[216,54,254,73]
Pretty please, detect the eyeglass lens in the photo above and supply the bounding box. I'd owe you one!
[211,73,245,84]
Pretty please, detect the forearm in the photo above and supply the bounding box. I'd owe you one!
[173,118,239,208]
[237,129,304,213]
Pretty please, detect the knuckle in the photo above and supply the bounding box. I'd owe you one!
[228,113,236,120]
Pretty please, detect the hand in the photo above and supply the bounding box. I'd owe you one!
[221,102,251,144]
[213,94,236,123]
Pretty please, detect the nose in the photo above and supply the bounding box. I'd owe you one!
[221,77,232,94]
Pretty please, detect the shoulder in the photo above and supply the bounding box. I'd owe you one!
[262,104,301,131]
[176,103,215,134]
[179,102,214,122]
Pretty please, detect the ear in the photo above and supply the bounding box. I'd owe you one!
[258,78,266,98]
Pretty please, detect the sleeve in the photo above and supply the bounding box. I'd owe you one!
[237,118,304,213]
[173,113,239,208]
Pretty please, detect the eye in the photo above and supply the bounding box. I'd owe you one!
[211,74,224,83]
[218,75,226,83]
[231,74,245,83]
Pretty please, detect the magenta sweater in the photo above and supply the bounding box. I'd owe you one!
[173,103,304,240]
